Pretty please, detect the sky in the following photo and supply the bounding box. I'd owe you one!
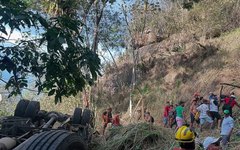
[1,0,166,96]
[0,27,23,84]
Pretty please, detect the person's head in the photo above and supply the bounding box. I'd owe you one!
[179,101,185,107]
[175,126,196,149]
[145,112,150,116]
[203,99,208,104]
[203,137,222,150]
[169,104,173,109]
[166,101,170,106]
[194,92,200,98]
[115,111,120,115]
[192,99,197,104]
[144,112,150,120]
[230,94,236,99]
[223,109,230,117]
[103,111,107,116]
[209,92,214,96]
[107,107,112,112]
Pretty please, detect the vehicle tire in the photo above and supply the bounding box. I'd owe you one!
[72,108,82,124]
[14,99,30,117]
[81,109,91,126]
[24,101,40,119]
[14,130,87,150]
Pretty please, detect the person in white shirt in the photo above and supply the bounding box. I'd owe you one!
[209,94,221,129]
[196,99,213,132]
[221,109,234,149]
[203,136,222,150]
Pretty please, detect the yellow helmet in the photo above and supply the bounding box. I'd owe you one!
[175,126,195,143]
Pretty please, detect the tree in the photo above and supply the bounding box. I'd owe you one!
[0,0,101,103]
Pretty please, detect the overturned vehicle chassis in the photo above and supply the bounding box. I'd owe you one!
[0,99,93,150]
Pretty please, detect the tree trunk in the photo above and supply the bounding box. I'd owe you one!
[92,0,106,52]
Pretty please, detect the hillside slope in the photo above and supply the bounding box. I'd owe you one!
[98,28,240,120]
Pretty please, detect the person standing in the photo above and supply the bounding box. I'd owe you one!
[102,111,108,135]
[112,111,121,127]
[222,94,240,117]
[221,109,234,149]
[175,101,185,129]
[168,104,175,128]
[192,92,201,106]
[107,107,113,123]
[163,101,170,127]
[190,99,200,128]
[196,99,213,132]
[209,94,221,129]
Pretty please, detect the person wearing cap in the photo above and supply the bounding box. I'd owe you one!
[222,93,240,116]
[203,137,222,150]
[173,125,196,150]
[220,109,234,149]
[196,99,213,132]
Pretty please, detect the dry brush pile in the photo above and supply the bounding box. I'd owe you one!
[93,123,174,150]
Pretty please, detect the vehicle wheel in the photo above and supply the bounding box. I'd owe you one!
[81,109,91,126]
[14,130,87,150]
[14,99,30,117]
[24,101,40,119]
[72,108,82,124]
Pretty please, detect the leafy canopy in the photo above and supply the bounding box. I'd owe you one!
[0,0,101,103]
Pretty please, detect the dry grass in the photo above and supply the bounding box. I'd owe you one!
[93,123,174,150]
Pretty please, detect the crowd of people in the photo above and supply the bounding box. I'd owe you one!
[100,91,239,149]
[163,92,240,150]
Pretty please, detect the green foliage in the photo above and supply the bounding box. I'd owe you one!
[0,0,101,103]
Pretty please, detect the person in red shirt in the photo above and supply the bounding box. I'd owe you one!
[163,101,170,127]
[112,111,121,126]
[222,94,240,116]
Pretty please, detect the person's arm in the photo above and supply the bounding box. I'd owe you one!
[190,105,193,113]
[235,101,240,108]
[183,110,186,122]
[196,105,201,112]
[228,119,234,137]
[228,127,233,137]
